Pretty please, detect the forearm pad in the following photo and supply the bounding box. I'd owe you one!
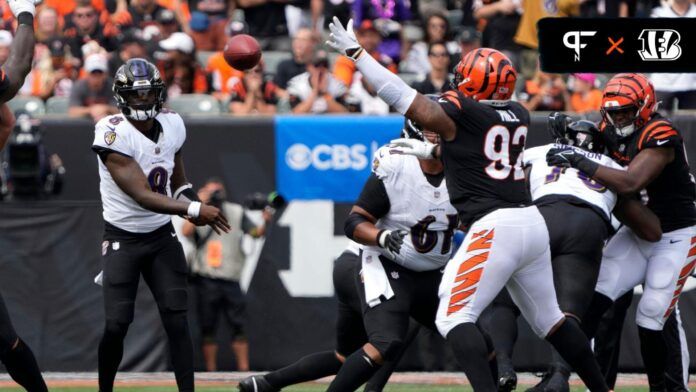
[173,183,199,202]
[354,52,417,115]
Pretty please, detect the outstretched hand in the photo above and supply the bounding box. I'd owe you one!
[388,138,437,159]
[326,17,362,59]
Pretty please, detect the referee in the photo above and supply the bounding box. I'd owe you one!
[182,178,270,371]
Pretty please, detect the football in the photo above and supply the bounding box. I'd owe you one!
[223,34,262,71]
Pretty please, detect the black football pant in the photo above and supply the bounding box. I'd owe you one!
[98,222,193,392]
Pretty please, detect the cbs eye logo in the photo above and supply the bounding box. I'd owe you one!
[637,29,682,61]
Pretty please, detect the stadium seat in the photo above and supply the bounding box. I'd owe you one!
[196,51,216,68]
[45,96,69,114]
[7,96,46,116]
[167,94,221,115]
[261,51,292,75]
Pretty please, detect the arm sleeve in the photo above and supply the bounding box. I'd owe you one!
[355,173,391,220]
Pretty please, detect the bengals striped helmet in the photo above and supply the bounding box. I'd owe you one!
[600,73,657,138]
[453,48,517,101]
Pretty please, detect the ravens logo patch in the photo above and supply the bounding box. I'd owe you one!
[104,131,117,145]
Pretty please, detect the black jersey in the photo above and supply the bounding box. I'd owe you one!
[438,90,531,227]
[603,115,696,232]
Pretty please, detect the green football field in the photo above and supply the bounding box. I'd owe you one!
[0,386,651,391]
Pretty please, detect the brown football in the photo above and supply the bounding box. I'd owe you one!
[223,34,262,71]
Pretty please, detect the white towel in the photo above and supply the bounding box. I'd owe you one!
[361,247,395,308]
[94,270,104,286]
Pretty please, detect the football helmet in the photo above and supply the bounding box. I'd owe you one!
[113,58,166,121]
[566,120,604,153]
[453,48,516,102]
[600,73,657,138]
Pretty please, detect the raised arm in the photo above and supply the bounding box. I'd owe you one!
[326,17,456,140]
[0,0,37,103]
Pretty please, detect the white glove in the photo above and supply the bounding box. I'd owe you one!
[326,16,363,60]
[7,0,38,17]
[388,138,437,159]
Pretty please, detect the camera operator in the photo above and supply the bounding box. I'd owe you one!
[181,178,271,372]
[0,112,65,200]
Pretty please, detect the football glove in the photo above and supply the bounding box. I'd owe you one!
[377,229,408,259]
[388,138,437,159]
[546,147,599,176]
[326,16,363,61]
[8,0,39,17]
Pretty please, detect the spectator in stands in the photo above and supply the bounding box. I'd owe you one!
[568,73,602,114]
[411,42,452,94]
[48,39,80,98]
[649,0,696,111]
[288,50,349,114]
[285,0,312,38]
[35,7,62,45]
[126,0,167,30]
[0,30,10,66]
[400,11,456,75]
[158,32,208,97]
[345,71,392,114]
[518,67,568,112]
[311,0,351,33]
[351,0,413,62]
[474,0,523,71]
[205,20,245,100]
[42,0,105,19]
[453,26,481,64]
[68,54,119,121]
[274,27,316,98]
[108,32,149,73]
[155,8,180,39]
[189,11,226,51]
[188,0,233,28]
[63,2,118,61]
[333,20,396,88]
[18,44,57,99]
[228,61,278,115]
[181,178,271,372]
[237,0,290,51]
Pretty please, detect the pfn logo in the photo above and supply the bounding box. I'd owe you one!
[563,31,597,61]
[638,29,682,61]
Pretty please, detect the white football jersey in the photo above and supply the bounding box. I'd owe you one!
[523,143,625,221]
[92,110,186,233]
[367,146,459,271]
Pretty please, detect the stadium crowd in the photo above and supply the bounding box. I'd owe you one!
[0,0,694,120]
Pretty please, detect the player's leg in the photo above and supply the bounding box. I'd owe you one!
[593,290,634,389]
[479,289,520,392]
[363,320,421,392]
[98,232,142,391]
[226,281,249,371]
[436,216,526,392]
[635,228,695,391]
[198,277,222,371]
[664,306,689,392]
[143,230,194,392]
[327,260,414,392]
[241,251,364,392]
[0,291,47,392]
[583,226,648,339]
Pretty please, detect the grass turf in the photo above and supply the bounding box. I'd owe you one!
[0,386,650,391]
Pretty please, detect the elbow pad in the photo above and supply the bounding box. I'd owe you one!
[344,212,371,240]
[173,183,199,202]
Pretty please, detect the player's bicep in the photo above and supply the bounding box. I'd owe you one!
[405,94,456,141]
[104,153,152,201]
[626,147,673,190]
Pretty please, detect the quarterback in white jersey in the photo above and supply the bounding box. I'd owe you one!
[90,58,229,392]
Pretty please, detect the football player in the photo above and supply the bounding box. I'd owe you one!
[327,17,610,392]
[479,116,662,392]
[238,242,420,392]
[91,58,229,391]
[546,73,696,391]
[0,0,49,390]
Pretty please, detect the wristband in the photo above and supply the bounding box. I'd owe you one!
[576,158,600,177]
[174,183,199,202]
[187,201,202,218]
[17,13,33,26]
[377,229,390,248]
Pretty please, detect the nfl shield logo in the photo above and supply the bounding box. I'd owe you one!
[619,144,626,153]
[155,147,161,154]
[112,242,120,251]
[434,191,440,198]
[390,271,399,280]
[104,131,116,145]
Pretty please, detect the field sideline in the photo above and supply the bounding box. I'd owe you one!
[2,372,693,390]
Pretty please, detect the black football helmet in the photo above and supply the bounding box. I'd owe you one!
[566,120,604,153]
[113,58,165,121]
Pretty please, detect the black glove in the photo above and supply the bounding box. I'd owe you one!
[546,147,599,176]
[377,229,408,257]
[547,112,573,142]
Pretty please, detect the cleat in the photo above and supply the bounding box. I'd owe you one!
[526,368,569,392]
[499,368,517,392]
[238,375,278,392]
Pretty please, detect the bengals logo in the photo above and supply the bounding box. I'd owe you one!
[638,29,682,61]
[104,130,117,145]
